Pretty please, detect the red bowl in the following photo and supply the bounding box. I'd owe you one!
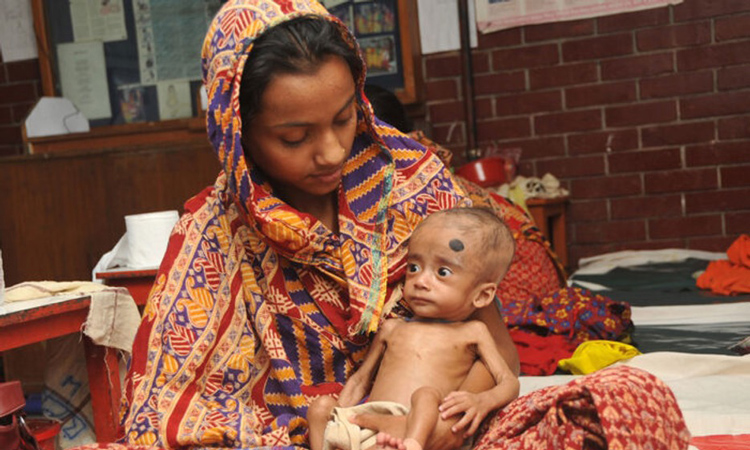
[455,156,508,188]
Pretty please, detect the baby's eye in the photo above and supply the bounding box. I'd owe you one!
[407,263,420,273]
[437,267,453,277]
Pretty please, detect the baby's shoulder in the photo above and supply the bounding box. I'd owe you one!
[378,317,406,335]
[457,319,491,338]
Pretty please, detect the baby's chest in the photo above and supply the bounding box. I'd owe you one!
[388,325,477,360]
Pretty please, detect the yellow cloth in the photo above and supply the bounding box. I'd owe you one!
[323,401,408,450]
[558,340,641,375]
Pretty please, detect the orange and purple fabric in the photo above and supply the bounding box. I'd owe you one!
[80,1,690,449]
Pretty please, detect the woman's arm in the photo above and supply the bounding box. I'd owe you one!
[474,299,520,376]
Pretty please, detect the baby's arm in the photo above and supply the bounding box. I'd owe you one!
[440,321,520,436]
[337,319,396,407]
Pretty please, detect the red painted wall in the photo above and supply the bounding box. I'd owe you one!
[421,0,750,266]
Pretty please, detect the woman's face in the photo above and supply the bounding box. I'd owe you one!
[243,55,358,208]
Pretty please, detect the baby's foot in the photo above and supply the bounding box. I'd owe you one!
[375,431,406,450]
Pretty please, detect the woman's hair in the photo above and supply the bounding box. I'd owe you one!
[240,15,362,127]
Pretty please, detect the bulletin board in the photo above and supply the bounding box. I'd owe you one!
[322,0,411,96]
[31,0,421,134]
[36,0,219,128]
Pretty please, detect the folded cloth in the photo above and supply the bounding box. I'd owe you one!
[324,401,408,450]
[4,281,140,353]
[697,234,750,295]
[5,280,110,303]
[558,340,641,375]
[508,328,578,376]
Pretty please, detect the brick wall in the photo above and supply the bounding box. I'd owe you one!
[0,57,42,157]
[422,0,750,267]
[2,0,748,267]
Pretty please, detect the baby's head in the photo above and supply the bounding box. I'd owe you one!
[404,207,515,321]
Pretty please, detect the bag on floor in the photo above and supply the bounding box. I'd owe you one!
[0,380,40,450]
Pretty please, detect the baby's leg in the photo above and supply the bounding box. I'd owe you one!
[403,386,443,450]
[307,395,338,450]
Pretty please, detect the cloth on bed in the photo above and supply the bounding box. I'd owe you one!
[569,248,750,356]
[697,234,750,296]
[569,249,725,292]
[322,401,408,450]
[690,435,750,450]
[503,287,633,375]
[558,340,641,375]
[518,353,750,449]
[629,299,750,359]
[475,365,690,450]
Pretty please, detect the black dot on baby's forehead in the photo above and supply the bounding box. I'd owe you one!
[449,239,464,252]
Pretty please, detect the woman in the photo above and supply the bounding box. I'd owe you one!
[95,1,688,450]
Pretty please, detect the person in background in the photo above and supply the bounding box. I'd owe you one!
[364,83,413,134]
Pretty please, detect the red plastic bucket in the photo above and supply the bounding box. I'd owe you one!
[26,418,61,450]
[455,156,508,187]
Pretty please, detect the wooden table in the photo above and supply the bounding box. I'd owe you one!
[0,295,120,442]
[95,267,158,306]
[526,196,569,268]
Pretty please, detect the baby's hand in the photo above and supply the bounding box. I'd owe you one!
[438,391,493,437]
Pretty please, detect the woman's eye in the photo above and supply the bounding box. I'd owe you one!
[335,115,353,126]
[281,135,306,147]
[437,267,452,277]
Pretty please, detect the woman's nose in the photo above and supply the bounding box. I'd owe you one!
[315,129,347,166]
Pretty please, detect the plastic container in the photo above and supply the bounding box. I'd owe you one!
[454,156,508,188]
[26,418,62,450]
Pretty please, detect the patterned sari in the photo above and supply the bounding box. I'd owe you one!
[99,1,688,449]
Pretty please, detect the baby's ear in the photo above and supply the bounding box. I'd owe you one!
[472,282,498,309]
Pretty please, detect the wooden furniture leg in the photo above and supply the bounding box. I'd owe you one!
[83,337,121,443]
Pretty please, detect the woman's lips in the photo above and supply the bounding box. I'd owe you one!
[312,168,342,184]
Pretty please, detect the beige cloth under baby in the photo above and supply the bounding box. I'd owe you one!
[323,401,409,450]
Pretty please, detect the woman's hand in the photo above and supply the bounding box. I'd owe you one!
[439,390,494,437]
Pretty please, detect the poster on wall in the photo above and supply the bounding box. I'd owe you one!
[474,0,683,34]
[322,0,404,89]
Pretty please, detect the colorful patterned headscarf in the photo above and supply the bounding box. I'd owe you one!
[200,0,464,336]
[120,0,469,447]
